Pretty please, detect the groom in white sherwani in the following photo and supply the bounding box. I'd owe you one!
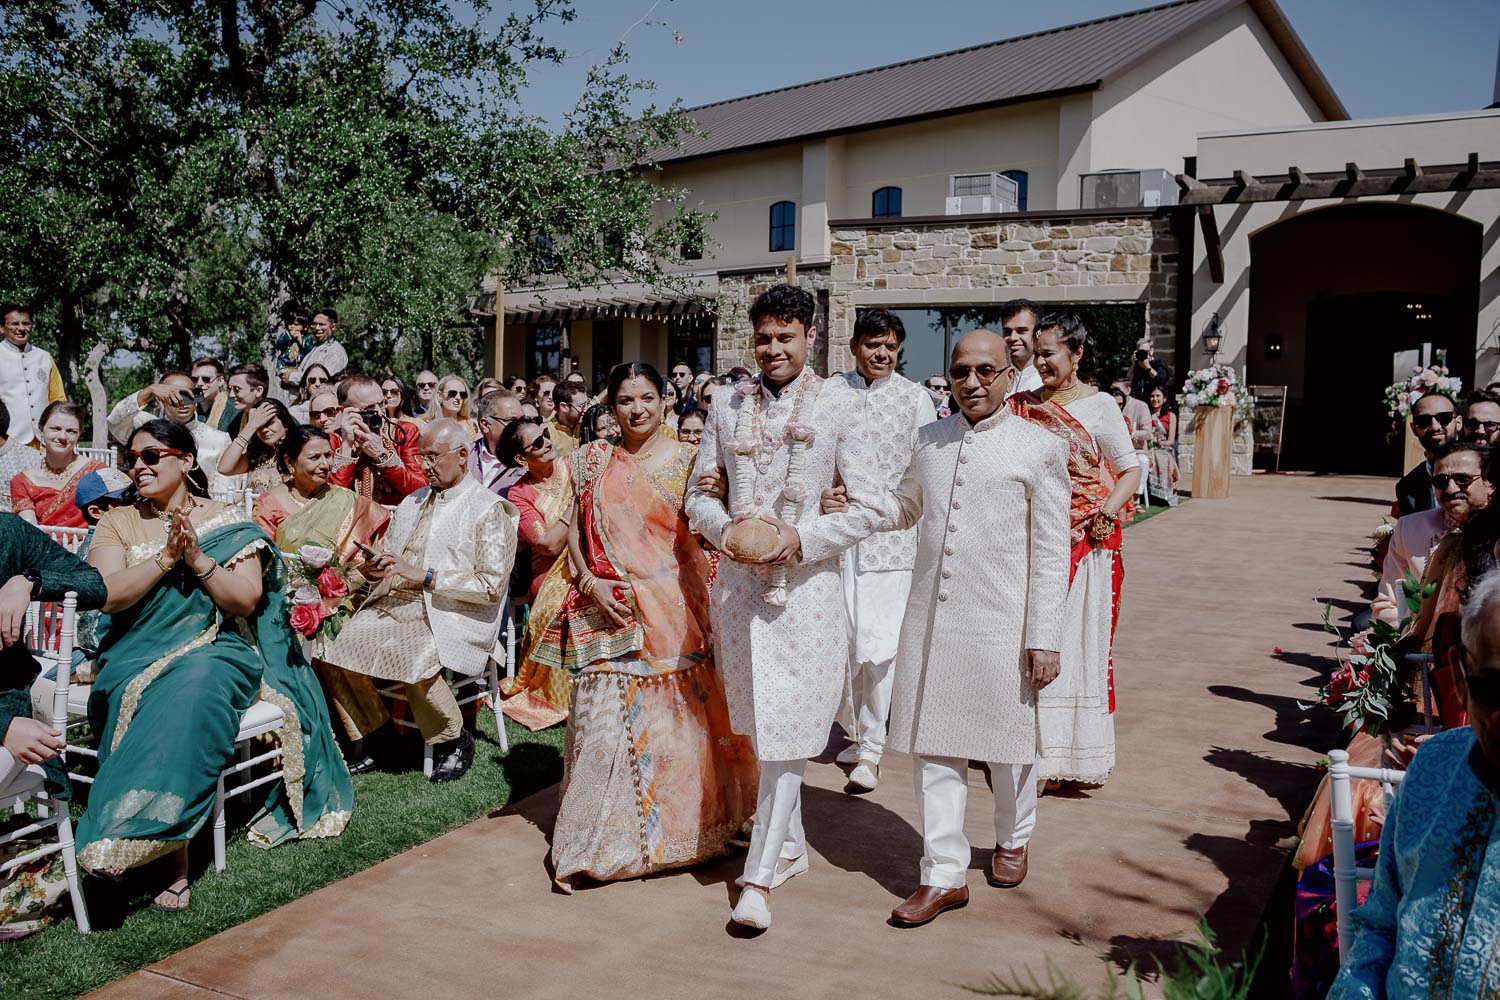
[871,328,1071,928]
[686,284,887,932]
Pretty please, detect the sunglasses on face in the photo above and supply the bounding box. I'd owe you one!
[926,382,949,392]
[1458,648,1500,707]
[416,381,437,390]
[948,365,1003,386]
[383,387,403,397]
[1434,472,1481,491]
[446,390,468,401]
[193,375,218,384]
[523,429,552,454]
[126,447,187,468]
[1466,419,1500,435]
[311,406,341,420]
[1413,410,1457,430]
[307,375,329,385]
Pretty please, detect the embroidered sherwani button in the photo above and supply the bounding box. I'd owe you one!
[941,569,952,580]
[954,477,965,486]
[952,500,961,510]
[964,433,974,444]
[938,592,949,602]
[947,523,957,532]
[944,545,954,556]
[959,455,969,464]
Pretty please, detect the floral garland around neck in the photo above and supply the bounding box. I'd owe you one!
[731,373,819,606]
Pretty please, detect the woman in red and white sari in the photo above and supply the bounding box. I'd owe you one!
[1013,312,1139,787]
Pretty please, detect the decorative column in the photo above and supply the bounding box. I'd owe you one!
[1191,404,1233,499]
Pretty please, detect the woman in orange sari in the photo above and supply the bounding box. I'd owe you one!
[550,363,756,891]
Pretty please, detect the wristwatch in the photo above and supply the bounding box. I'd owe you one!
[22,568,42,599]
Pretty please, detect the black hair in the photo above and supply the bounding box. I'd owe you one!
[1412,391,1457,415]
[228,363,270,392]
[299,363,332,401]
[1034,310,1097,381]
[580,403,615,445]
[998,298,1041,326]
[606,362,666,406]
[191,357,224,376]
[130,419,209,498]
[276,424,332,476]
[853,308,906,344]
[1,303,31,323]
[285,307,313,327]
[0,399,9,439]
[1437,440,1488,464]
[1463,390,1500,415]
[380,372,413,416]
[245,398,298,471]
[748,283,815,333]
[312,306,339,324]
[497,416,543,468]
[678,408,706,429]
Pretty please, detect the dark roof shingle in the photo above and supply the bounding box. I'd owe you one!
[659,0,1343,164]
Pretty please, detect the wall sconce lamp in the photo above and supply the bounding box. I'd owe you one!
[1204,313,1224,364]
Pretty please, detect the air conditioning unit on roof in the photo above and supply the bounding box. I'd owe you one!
[1079,169,1179,209]
[945,173,1019,216]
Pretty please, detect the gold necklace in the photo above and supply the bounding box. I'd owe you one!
[1044,380,1084,406]
[37,454,79,482]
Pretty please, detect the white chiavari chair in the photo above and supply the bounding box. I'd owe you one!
[9,593,91,932]
[78,446,117,469]
[1328,747,1406,960]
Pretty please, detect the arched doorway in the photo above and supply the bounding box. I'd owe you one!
[1248,203,1482,474]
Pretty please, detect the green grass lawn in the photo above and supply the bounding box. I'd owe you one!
[1128,495,1186,528]
[2,714,564,1000]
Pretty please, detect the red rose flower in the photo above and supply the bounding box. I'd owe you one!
[289,603,326,638]
[316,566,349,600]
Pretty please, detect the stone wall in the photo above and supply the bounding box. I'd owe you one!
[712,211,1180,379]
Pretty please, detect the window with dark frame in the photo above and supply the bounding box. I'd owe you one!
[1002,170,1029,211]
[872,186,902,218]
[769,201,796,253]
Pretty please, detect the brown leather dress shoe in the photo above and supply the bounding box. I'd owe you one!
[889,885,969,927]
[989,845,1028,887]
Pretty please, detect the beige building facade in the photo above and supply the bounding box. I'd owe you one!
[481,0,1343,394]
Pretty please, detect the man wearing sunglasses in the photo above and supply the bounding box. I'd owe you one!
[469,389,526,495]
[1329,570,1500,998]
[1396,391,1460,517]
[328,374,427,505]
[412,369,439,416]
[107,369,232,495]
[1375,441,1491,627]
[219,363,269,436]
[1461,390,1500,448]
[321,418,518,784]
[190,357,228,427]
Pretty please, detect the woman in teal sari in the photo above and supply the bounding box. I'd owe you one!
[80,419,353,911]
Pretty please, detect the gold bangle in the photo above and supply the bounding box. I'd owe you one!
[154,554,173,575]
[195,561,219,583]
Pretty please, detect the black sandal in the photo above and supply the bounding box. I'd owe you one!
[150,882,191,913]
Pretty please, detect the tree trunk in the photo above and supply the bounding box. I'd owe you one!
[56,288,86,401]
[83,341,110,448]
[421,328,434,371]
[264,266,293,402]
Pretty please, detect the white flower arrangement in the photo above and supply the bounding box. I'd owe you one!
[1383,365,1462,428]
[1178,364,1244,410]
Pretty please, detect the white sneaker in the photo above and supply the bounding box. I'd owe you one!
[847,760,879,793]
[735,853,808,889]
[731,886,771,930]
[836,744,861,765]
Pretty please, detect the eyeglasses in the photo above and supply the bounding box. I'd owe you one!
[926,381,949,392]
[192,375,218,384]
[672,370,692,378]
[1457,647,1500,707]
[1465,418,1500,435]
[306,376,329,385]
[1433,472,1482,491]
[126,447,187,468]
[1412,410,1457,430]
[948,364,1004,386]
[382,387,403,397]
[416,381,437,390]
[445,390,469,401]
[418,445,460,467]
[522,429,552,454]
[311,406,341,420]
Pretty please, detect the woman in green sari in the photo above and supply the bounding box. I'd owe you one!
[80,419,353,912]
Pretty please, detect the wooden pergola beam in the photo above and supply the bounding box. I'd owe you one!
[1178,157,1500,205]
[1198,206,1224,284]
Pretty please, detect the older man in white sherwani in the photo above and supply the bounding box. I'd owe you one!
[875,329,1071,929]
[321,419,517,783]
[825,309,933,793]
[686,284,886,932]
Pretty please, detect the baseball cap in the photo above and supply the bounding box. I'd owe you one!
[75,468,134,510]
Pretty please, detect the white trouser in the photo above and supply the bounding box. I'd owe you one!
[915,755,1037,890]
[740,758,808,888]
[841,559,911,763]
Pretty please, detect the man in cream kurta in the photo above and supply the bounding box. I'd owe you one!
[824,308,933,793]
[685,284,886,932]
[321,419,517,783]
[875,329,1071,928]
[0,306,65,448]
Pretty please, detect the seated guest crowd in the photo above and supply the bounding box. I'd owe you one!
[1284,380,1500,996]
[0,293,1166,943]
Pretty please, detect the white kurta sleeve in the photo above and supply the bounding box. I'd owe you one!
[106,394,144,446]
[684,397,731,549]
[1373,522,1415,627]
[798,416,893,564]
[1024,434,1071,652]
[1091,399,1138,479]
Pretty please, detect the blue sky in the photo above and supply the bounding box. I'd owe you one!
[518,0,1499,124]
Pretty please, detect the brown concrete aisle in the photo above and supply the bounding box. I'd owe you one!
[91,474,1390,1000]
